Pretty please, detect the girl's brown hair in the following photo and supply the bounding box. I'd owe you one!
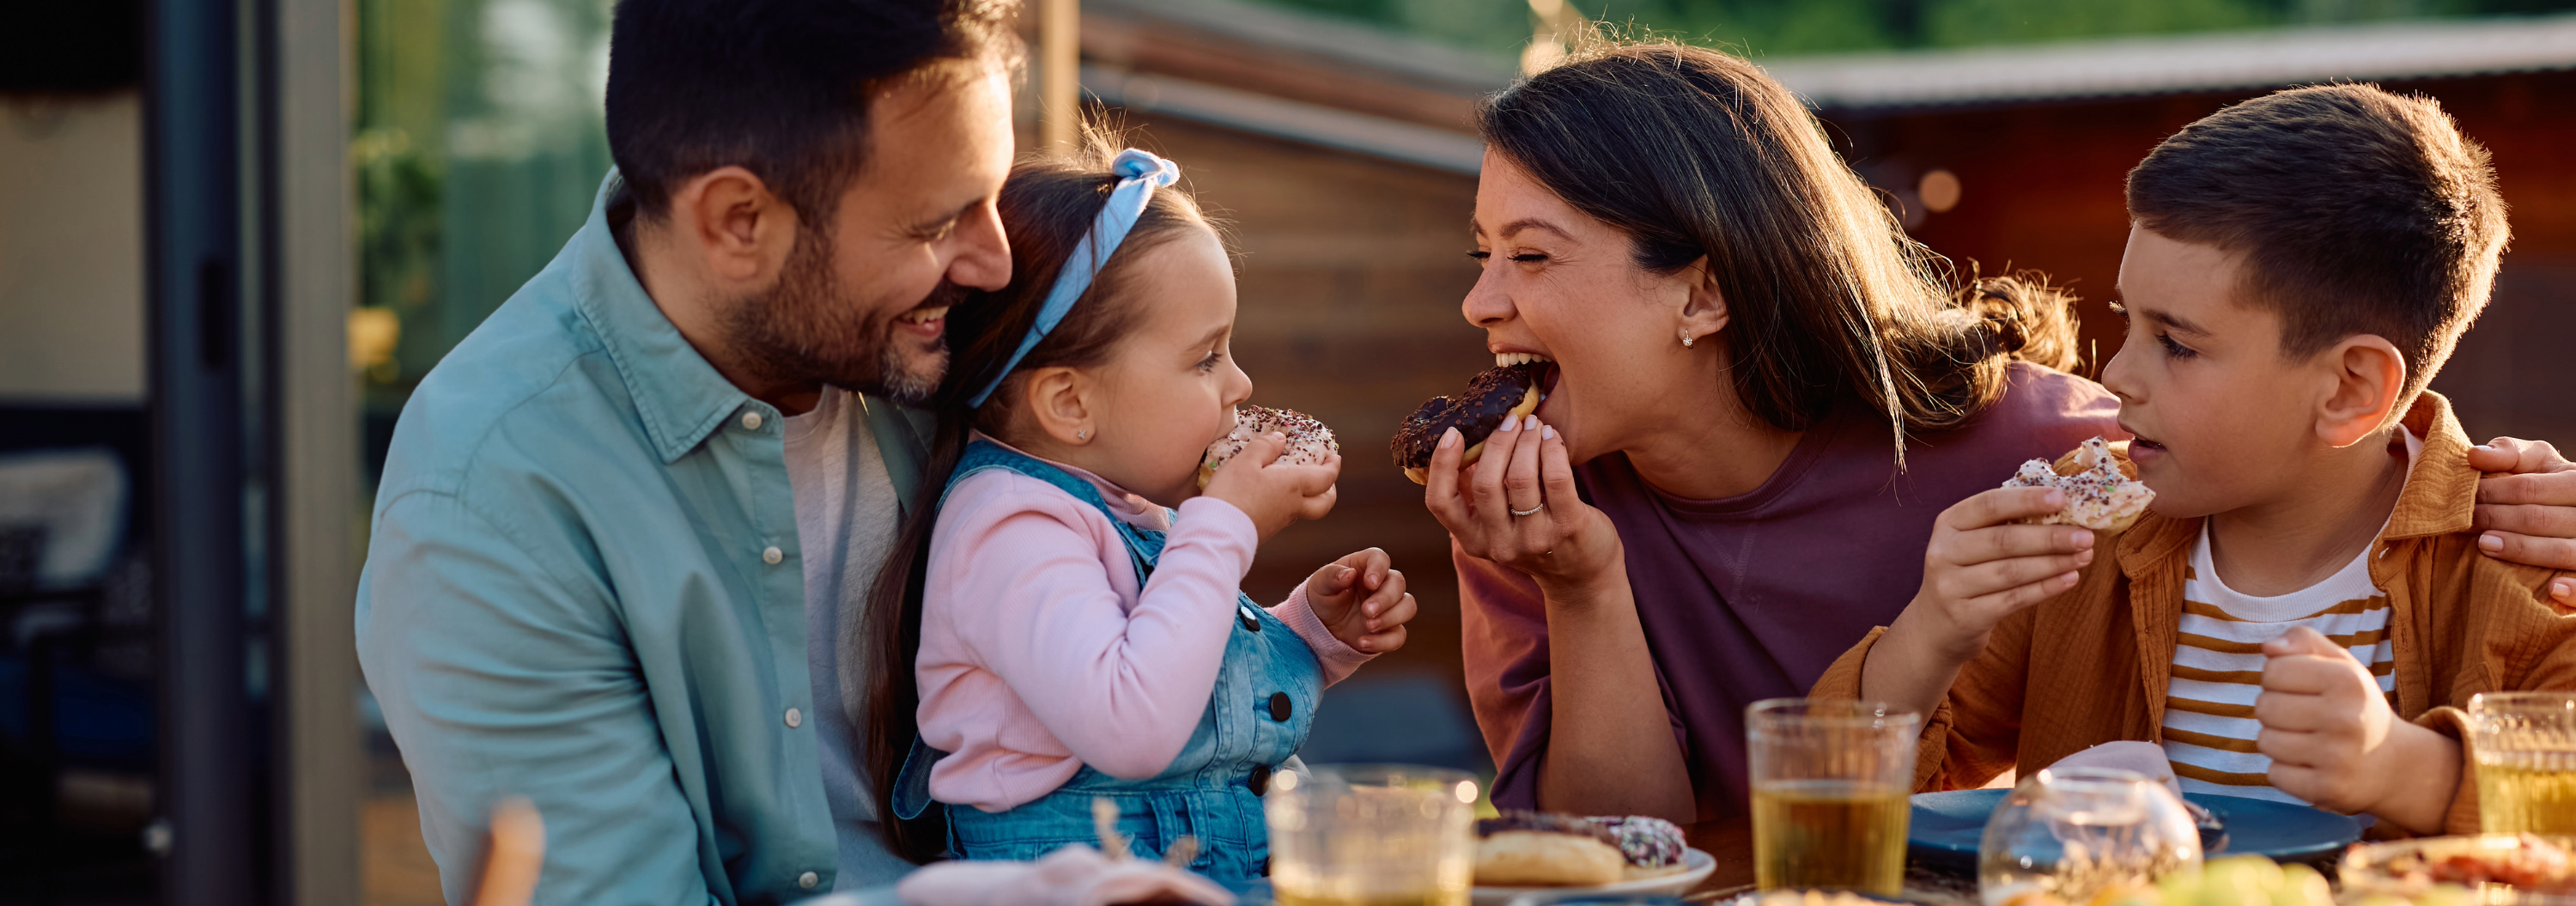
[859,135,1216,862]
[1480,40,2079,462]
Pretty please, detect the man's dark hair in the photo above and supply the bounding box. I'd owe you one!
[605,0,1018,223]
[2127,83,2509,400]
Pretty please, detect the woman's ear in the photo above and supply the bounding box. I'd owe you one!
[1677,256,1730,347]
[2316,335,2408,447]
[1019,366,1095,445]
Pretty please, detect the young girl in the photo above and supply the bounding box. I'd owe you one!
[862,143,1419,885]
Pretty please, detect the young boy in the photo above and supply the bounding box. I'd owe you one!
[1815,83,2576,836]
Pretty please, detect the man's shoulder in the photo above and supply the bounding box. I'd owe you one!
[376,272,641,511]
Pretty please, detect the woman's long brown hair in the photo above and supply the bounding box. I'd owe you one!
[860,136,1216,862]
[1479,40,2080,465]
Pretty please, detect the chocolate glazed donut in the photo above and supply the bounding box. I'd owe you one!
[1389,362,1552,485]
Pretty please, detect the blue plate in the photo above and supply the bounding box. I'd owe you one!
[1907,789,2364,873]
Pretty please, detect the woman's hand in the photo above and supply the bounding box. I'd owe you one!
[1303,547,1417,655]
[1202,433,1340,542]
[1423,415,1622,594]
[2468,437,2576,603]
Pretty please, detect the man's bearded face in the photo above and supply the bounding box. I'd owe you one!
[724,219,957,404]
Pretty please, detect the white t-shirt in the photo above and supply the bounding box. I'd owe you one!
[2160,427,2421,805]
[782,387,908,886]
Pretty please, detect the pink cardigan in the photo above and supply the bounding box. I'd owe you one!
[915,442,1373,813]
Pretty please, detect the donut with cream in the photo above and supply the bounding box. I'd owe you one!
[2003,435,2154,532]
[1390,361,1552,485]
[1198,405,1339,489]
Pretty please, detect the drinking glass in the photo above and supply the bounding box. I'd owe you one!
[1747,698,1921,895]
[1977,767,2202,906]
[2471,692,2576,835]
[1266,763,1479,906]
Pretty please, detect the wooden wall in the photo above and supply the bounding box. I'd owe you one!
[1830,68,2576,448]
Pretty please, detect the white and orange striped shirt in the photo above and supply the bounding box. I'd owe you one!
[2159,429,2419,805]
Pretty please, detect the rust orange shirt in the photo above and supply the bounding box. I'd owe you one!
[1811,392,2576,834]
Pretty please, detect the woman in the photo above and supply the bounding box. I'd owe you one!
[1425,40,2576,824]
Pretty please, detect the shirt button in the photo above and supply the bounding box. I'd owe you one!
[1268,692,1291,722]
[742,411,763,430]
[797,871,819,890]
[763,546,783,565]
[784,708,803,729]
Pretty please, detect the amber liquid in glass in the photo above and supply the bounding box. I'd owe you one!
[2477,753,2576,835]
[1753,780,1910,895]
[1271,885,1464,906]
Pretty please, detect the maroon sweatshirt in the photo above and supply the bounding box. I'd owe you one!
[1458,363,2122,820]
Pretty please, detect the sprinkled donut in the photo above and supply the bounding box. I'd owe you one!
[1198,405,1339,489]
[2003,435,2155,532]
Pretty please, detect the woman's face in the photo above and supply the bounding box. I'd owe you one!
[1465,152,1712,464]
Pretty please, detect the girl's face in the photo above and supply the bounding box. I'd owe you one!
[1463,153,1716,465]
[1065,228,1252,507]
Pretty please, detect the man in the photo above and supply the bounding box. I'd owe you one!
[355,1,1017,903]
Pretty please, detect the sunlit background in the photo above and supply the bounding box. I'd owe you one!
[2,0,2571,903]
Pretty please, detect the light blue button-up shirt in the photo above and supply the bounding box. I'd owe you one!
[356,173,930,906]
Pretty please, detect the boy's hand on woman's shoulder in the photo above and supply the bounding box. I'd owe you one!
[2469,437,2576,604]
[2255,627,2459,834]
[1303,547,1415,655]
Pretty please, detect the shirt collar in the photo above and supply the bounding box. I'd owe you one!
[566,170,758,464]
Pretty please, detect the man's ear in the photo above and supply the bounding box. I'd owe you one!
[2317,335,2408,448]
[1020,366,1095,445]
[671,166,795,285]
[1677,255,1730,347]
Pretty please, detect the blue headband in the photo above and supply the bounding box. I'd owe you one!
[967,148,1182,408]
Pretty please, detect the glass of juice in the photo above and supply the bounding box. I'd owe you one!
[1747,698,1920,895]
[1266,763,1479,906]
[2470,691,2576,835]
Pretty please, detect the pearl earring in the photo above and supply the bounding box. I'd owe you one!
[1680,331,1696,349]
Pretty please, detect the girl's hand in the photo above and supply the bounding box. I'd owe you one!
[1901,486,2094,660]
[1303,547,1417,654]
[1202,432,1340,542]
[1423,416,1622,596]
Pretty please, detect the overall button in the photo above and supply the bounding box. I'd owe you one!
[1247,764,1271,796]
[796,871,819,890]
[1267,692,1291,721]
[784,708,803,729]
[1237,605,1261,632]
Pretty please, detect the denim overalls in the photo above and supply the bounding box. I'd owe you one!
[895,440,1323,885]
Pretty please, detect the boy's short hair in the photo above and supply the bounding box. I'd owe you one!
[2126,84,2508,401]
[605,0,1018,225]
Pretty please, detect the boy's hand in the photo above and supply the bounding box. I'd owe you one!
[1904,486,2096,660]
[1303,547,1416,655]
[1863,486,2093,721]
[1202,432,1340,542]
[2257,627,2459,833]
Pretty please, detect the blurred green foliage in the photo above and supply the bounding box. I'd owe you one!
[1255,0,2576,58]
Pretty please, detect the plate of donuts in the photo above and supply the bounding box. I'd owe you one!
[1470,812,1716,906]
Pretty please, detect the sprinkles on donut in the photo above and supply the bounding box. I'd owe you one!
[1199,405,1340,489]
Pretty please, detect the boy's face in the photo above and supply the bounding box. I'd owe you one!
[2099,226,2330,519]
